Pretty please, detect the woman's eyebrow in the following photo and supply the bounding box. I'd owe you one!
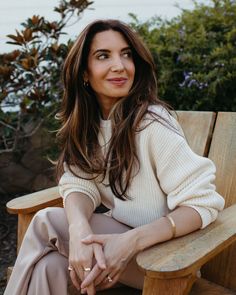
[92,49,110,56]
[92,46,131,56]
[121,46,132,52]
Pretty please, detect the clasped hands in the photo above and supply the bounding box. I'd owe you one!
[69,231,136,295]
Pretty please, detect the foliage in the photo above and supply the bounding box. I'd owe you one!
[0,0,93,153]
[0,0,235,154]
[129,0,236,111]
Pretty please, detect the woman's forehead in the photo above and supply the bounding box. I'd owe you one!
[89,30,129,51]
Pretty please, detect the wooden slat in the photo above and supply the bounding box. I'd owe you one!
[202,112,236,291]
[17,213,35,252]
[207,113,236,207]
[190,278,236,295]
[176,111,216,156]
[142,274,196,295]
[6,186,62,214]
[136,204,236,279]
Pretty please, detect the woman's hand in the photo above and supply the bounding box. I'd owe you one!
[69,224,106,294]
[80,231,138,290]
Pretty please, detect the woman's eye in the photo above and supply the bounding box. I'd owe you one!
[123,51,132,58]
[97,53,108,60]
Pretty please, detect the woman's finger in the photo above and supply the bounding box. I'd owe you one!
[94,267,118,287]
[93,243,106,269]
[71,249,93,282]
[81,281,95,295]
[69,268,81,291]
[94,272,108,287]
[81,267,97,295]
[81,264,103,288]
[73,263,86,283]
[81,234,106,245]
[96,272,121,291]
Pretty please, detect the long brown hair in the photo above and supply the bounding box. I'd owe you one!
[56,19,171,200]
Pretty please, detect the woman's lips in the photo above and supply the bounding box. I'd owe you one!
[107,78,128,86]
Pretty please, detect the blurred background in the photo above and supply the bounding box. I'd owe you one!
[0,0,201,53]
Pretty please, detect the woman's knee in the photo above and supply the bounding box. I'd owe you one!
[31,207,67,231]
[33,207,65,222]
[31,251,69,287]
[35,251,68,274]
[26,207,69,248]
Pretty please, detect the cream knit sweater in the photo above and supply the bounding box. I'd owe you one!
[59,106,225,229]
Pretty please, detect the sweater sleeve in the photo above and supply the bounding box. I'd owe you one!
[58,163,101,210]
[149,114,225,228]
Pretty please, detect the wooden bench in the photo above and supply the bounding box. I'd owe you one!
[6,111,236,295]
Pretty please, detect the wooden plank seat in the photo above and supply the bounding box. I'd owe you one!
[6,111,236,294]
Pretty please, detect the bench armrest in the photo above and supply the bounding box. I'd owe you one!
[6,186,62,215]
[137,204,236,279]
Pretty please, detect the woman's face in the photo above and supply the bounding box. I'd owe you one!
[84,30,135,118]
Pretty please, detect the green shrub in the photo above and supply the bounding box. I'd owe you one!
[129,0,236,111]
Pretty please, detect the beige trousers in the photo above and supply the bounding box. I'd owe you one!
[4,207,144,295]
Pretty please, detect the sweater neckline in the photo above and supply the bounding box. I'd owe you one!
[100,118,112,128]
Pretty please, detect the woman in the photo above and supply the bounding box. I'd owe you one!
[5,19,224,295]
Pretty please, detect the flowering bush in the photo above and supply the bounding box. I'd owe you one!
[130,0,236,111]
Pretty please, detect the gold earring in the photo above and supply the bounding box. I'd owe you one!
[83,80,89,87]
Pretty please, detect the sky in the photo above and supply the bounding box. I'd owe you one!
[0,0,208,53]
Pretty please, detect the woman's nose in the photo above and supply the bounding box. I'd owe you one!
[110,57,124,72]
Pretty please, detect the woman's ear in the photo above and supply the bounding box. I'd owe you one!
[83,71,89,83]
[83,71,89,87]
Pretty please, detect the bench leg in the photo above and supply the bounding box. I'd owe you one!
[17,213,35,253]
[142,274,196,295]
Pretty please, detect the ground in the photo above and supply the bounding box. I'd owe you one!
[0,194,17,295]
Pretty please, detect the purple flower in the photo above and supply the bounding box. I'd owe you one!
[179,71,208,90]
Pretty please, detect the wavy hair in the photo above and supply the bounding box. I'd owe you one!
[56,19,171,200]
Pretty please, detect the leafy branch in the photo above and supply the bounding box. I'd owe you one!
[0,0,93,152]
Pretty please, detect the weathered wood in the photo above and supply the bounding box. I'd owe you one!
[190,278,236,295]
[6,186,62,214]
[137,204,236,279]
[208,113,236,207]
[17,213,35,252]
[176,111,215,156]
[202,112,236,291]
[142,273,196,295]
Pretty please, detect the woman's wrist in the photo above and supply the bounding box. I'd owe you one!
[124,227,146,253]
[128,216,174,252]
[69,221,92,238]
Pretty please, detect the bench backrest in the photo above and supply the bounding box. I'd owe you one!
[176,111,215,156]
[177,111,236,291]
[201,112,236,291]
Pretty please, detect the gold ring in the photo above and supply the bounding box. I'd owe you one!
[68,266,73,271]
[107,275,113,282]
[83,267,91,272]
